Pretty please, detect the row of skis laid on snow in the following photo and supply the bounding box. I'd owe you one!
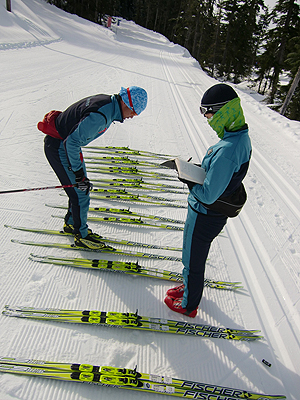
[5,224,240,290]
[75,146,188,206]
[0,356,285,399]
[1,148,285,398]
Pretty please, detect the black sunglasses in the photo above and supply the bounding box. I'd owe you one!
[200,101,228,115]
[200,106,209,115]
[200,106,214,115]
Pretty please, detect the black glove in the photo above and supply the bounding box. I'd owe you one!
[74,168,93,194]
[178,177,195,191]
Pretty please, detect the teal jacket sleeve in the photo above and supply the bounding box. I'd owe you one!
[190,154,237,204]
[188,128,251,210]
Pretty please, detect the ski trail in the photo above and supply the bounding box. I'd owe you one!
[160,51,209,159]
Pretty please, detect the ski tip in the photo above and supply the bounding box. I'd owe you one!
[238,330,261,335]
[240,335,264,341]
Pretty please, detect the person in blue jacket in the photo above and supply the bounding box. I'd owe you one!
[164,83,252,318]
[38,86,147,249]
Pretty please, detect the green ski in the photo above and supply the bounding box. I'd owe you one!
[11,239,182,261]
[46,204,185,224]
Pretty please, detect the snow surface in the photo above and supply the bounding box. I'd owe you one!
[0,1,300,399]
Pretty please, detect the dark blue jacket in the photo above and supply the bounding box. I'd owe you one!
[55,94,123,172]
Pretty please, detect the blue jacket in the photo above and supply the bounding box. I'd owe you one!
[55,94,123,172]
[188,126,252,214]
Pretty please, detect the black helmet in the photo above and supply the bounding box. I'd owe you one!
[200,83,238,114]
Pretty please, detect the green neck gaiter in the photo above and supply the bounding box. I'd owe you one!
[208,97,246,139]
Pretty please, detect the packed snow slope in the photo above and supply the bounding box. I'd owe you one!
[0,1,300,399]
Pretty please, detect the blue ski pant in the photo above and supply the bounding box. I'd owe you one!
[181,205,228,311]
[44,135,90,237]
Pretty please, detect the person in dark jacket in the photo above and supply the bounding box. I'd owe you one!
[38,86,147,249]
[164,83,251,318]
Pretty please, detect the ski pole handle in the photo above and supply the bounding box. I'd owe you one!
[0,184,76,195]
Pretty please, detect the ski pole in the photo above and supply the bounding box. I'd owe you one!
[0,184,76,195]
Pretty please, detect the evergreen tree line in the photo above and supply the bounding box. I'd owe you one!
[46,0,300,121]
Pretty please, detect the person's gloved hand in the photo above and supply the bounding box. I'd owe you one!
[77,177,93,194]
[178,177,195,191]
[75,168,93,194]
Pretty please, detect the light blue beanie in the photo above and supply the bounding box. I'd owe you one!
[119,86,148,115]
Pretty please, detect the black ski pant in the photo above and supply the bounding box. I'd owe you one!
[181,205,228,311]
[44,135,90,237]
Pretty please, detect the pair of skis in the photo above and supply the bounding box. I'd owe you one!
[88,190,187,208]
[92,180,187,193]
[85,215,184,230]
[0,356,286,399]
[6,222,183,262]
[73,204,185,224]
[90,187,185,202]
[7,223,183,261]
[3,305,262,341]
[5,224,182,251]
[11,238,182,261]
[53,213,185,231]
[28,253,241,290]
[85,155,165,168]
[91,177,187,191]
[87,165,177,181]
[84,145,176,159]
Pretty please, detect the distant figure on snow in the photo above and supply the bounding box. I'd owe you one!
[164,83,252,318]
[37,86,147,249]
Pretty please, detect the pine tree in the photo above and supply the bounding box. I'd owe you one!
[279,35,300,120]
[194,0,216,70]
[266,0,300,103]
[215,0,266,82]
